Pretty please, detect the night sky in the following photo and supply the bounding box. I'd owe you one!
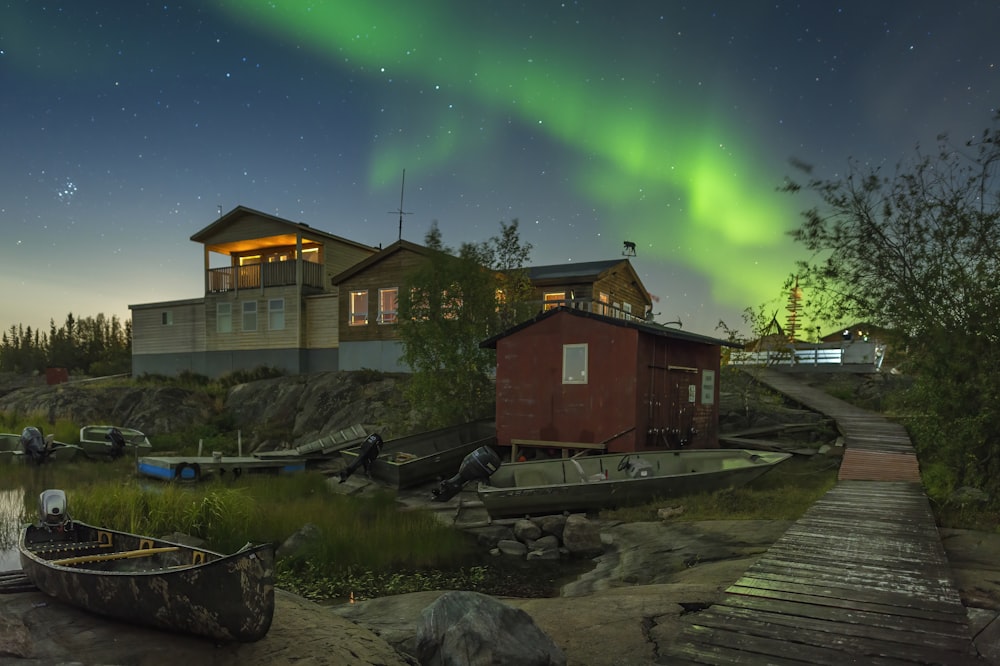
[3,1,997,339]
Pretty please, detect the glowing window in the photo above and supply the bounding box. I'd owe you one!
[543,292,566,311]
[378,288,398,324]
[350,290,368,326]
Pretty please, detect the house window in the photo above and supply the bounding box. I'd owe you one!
[242,301,257,332]
[598,292,610,316]
[350,290,369,326]
[378,288,398,325]
[563,343,588,384]
[161,311,173,326]
[217,303,232,333]
[269,298,285,331]
[623,302,632,319]
[543,292,566,311]
[442,288,463,320]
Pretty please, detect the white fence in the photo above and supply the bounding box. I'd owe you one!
[728,341,885,370]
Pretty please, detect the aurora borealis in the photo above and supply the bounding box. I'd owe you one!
[3,2,997,337]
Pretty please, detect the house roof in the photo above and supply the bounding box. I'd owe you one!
[480,305,742,349]
[330,238,445,284]
[527,258,653,309]
[190,205,378,255]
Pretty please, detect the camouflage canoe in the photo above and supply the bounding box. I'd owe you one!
[19,490,274,642]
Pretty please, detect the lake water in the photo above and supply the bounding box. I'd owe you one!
[0,488,24,570]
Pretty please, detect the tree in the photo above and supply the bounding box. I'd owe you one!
[398,220,533,429]
[784,114,1000,500]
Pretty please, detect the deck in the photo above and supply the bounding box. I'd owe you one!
[661,369,981,664]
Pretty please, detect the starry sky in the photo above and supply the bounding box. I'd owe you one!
[2,1,997,340]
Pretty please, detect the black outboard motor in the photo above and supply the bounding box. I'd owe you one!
[20,426,50,465]
[106,427,127,459]
[339,433,384,483]
[431,445,502,502]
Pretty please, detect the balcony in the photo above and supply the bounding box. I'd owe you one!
[207,261,324,293]
[534,298,648,323]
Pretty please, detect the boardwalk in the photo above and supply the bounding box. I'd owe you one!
[661,369,980,665]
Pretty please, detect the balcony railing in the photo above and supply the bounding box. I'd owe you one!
[728,341,886,370]
[533,298,648,323]
[207,261,324,293]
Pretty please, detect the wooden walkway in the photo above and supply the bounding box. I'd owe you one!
[661,369,981,664]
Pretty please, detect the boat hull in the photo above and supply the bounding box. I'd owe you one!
[478,449,792,518]
[78,425,153,459]
[0,433,83,464]
[341,419,496,488]
[19,521,274,642]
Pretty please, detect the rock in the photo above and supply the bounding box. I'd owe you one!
[561,514,603,557]
[276,522,321,559]
[514,518,543,542]
[469,524,516,548]
[533,514,567,540]
[497,539,528,557]
[527,535,561,560]
[415,590,566,666]
[657,506,685,520]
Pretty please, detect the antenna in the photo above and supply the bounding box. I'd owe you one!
[389,169,412,241]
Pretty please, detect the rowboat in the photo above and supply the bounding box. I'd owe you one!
[0,429,83,464]
[477,448,792,518]
[340,419,496,489]
[78,425,152,459]
[19,489,275,642]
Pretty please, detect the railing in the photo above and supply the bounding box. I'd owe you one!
[207,261,324,293]
[729,341,886,370]
[533,297,648,323]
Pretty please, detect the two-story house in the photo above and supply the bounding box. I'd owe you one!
[129,206,378,377]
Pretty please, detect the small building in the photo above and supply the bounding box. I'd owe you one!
[481,306,740,455]
[527,259,653,320]
[129,206,378,377]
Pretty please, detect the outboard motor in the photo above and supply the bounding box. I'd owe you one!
[106,427,127,458]
[37,489,70,528]
[431,445,502,502]
[625,457,655,479]
[339,433,384,483]
[20,426,50,465]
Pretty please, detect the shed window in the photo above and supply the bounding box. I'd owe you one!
[562,343,588,384]
[161,311,173,326]
[268,298,285,331]
[217,303,232,333]
[242,301,257,332]
[378,287,398,324]
[350,290,368,326]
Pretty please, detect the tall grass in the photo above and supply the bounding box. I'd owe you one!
[0,412,80,444]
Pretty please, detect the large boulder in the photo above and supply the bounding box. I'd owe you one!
[415,591,566,666]
[561,514,603,557]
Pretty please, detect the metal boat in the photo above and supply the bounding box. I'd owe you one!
[477,448,792,518]
[78,425,152,459]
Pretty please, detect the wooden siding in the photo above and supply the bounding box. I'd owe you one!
[199,212,302,246]
[129,301,205,354]
[337,247,428,343]
[204,286,301,351]
[304,293,339,348]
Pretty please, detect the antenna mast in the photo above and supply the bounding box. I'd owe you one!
[389,169,412,241]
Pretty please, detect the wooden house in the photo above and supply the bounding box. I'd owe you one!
[129,206,378,377]
[527,259,653,321]
[481,306,741,455]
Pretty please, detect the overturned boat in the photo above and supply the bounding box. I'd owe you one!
[477,448,792,518]
[19,489,275,642]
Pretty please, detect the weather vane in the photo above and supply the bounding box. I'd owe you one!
[622,240,636,257]
[389,169,412,241]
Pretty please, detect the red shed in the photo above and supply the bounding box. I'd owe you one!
[481,306,740,456]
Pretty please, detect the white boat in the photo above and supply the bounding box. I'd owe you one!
[477,448,792,518]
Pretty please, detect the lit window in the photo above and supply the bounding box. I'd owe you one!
[350,290,368,326]
[378,288,398,324]
[269,298,285,331]
[217,303,232,333]
[543,292,565,311]
[442,288,463,320]
[598,292,610,316]
[563,343,588,384]
[161,311,173,326]
[242,301,257,332]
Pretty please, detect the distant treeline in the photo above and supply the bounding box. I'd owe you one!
[0,313,132,376]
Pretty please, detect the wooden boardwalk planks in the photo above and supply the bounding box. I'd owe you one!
[660,371,979,664]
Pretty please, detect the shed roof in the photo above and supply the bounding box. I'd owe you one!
[480,305,742,349]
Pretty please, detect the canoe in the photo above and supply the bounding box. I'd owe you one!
[0,430,83,464]
[477,448,792,518]
[19,489,275,642]
[78,425,153,459]
[340,419,496,489]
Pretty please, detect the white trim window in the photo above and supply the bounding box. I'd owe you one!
[217,303,232,333]
[562,343,588,384]
[242,301,258,332]
[543,291,566,311]
[268,298,285,331]
[350,290,369,326]
[378,287,398,325]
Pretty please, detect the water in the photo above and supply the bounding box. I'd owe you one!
[0,488,24,570]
